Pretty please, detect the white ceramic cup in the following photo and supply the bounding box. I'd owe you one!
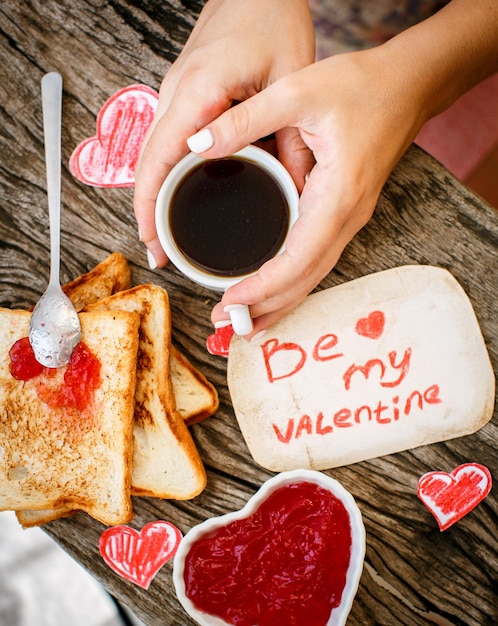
[155,145,299,335]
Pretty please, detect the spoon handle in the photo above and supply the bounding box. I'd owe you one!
[41,72,63,288]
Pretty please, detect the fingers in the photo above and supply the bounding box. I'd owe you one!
[184,71,317,199]
[186,77,300,159]
[133,75,233,267]
[133,117,186,268]
[210,163,374,337]
[134,24,314,268]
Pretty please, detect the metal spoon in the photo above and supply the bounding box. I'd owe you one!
[29,72,81,368]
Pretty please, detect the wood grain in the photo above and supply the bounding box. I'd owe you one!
[0,2,496,625]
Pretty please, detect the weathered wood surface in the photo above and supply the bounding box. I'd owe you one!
[0,2,496,625]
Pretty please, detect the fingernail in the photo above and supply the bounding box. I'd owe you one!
[147,249,157,270]
[251,330,267,344]
[214,319,232,329]
[224,304,253,336]
[187,128,214,154]
[138,226,143,241]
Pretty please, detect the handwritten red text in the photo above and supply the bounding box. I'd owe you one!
[272,384,442,443]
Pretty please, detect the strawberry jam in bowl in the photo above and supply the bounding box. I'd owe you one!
[173,469,365,626]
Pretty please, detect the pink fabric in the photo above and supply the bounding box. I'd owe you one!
[415,73,498,180]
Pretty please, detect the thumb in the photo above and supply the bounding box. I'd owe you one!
[186,81,296,157]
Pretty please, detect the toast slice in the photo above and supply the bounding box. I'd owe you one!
[16,506,74,528]
[62,253,218,425]
[170,345,219,426]
[17,285,207,528]
[1,307,139,526]
[85,284,207,499]
[62,251,131,311]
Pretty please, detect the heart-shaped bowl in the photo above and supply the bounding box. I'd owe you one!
[173,469,365,626]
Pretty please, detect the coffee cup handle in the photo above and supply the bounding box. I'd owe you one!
[224,304,254,336]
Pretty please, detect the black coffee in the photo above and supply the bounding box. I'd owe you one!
[169,157,290,277]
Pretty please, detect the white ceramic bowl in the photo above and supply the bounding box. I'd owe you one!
[173,469,365,626]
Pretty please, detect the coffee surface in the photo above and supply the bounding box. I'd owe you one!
[170,158,289,276]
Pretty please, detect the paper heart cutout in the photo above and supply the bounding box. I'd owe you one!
[99,520,182,589]
[355,310,385,339]
[206,323,234,357]
[418,463,492,531]
[174,470,365,626]
[70,84,158,188]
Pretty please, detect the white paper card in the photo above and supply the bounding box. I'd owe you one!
[228,266,495,471]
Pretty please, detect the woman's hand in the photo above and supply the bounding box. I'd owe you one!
[135,0,498,337]
[197,47,423,334]
[187,0,498,336]
[133,0,315,268]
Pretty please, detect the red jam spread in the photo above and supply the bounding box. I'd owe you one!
[9,338,101,412]
[183,481,352,626]
[8,337,45,380]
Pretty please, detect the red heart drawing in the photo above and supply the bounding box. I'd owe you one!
[206,323,234,357]
[355,310,385,339]
[418,463,492,531]
[99,520,182,589]
[70,84,158,188]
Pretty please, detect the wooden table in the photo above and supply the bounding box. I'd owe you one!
[1,2,496,625]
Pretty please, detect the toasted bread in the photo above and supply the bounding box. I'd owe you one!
[87,284,206,499]
[63,253,218,425]
[17,285,209,528]
[1,308,139,526]
[62,252,131,312]
[171,345,219,426]
[16,257,213,527]
[16,506,74,528]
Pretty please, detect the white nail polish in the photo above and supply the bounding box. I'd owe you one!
[187,128,214,154]
[147,249,157,270]
[214,319,232,329]
[251,330,267,344]
[138,227,143,241]
[224,304,253,336]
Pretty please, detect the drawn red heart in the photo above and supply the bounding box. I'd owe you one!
[417,463,492,531]
[355,310,385,339]
[70,84,158,188]
[99,520,182,589]
[206,323,234,357]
